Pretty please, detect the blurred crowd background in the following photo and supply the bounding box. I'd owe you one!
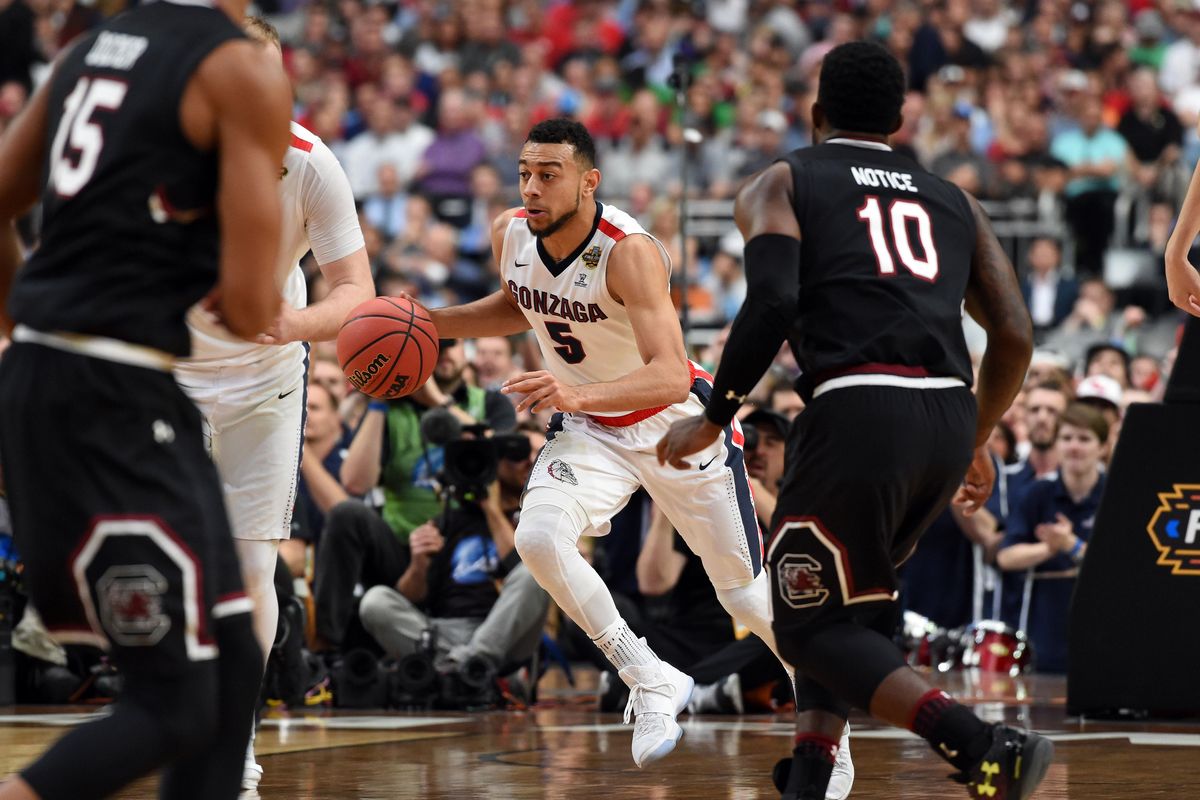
[1,0,1196,706]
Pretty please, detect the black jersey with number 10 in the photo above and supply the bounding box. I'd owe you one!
[777,139,977,401]
[10,2,245,356]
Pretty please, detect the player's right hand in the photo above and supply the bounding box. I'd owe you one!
[1165,254,1200,317]
[953,445,995,516]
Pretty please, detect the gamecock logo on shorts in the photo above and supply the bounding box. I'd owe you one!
[777,553,830,610]
[547,459,579,486]
[97,565,171,646]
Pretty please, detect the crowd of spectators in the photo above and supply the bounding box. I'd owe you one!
[2,0,1199,700]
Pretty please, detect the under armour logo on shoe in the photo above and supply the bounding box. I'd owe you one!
[976,761,1000,797]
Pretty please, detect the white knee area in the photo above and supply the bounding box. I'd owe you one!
[234,538,281,664]
[514,489,619,638]
[716,571,789,666]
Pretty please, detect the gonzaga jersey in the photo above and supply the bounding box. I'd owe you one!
[500,203,671,417]
[185,121,364,365]
[11,1,244,356]
[778,139,977,400]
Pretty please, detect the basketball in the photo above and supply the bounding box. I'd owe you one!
[336,296,439,399]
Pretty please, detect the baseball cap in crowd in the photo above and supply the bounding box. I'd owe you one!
[1076,375,1123,411]
[439,338,460,349]
[742,408,791,439]
[758,109,788,134]
[937,64,966,85]
[1059,70,1090,93]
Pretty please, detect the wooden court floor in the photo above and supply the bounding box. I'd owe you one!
[1,668,1195,799]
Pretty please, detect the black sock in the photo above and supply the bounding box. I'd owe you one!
[782,734,839,800]
[909,689,993,772]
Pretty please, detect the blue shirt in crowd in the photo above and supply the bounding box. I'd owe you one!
[1000,472,1106,673]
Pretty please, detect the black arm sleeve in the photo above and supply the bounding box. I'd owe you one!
[704,234,802,427]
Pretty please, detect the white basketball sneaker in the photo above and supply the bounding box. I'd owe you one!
[240,741,263,795]
[618,661,695,768]
[827,722,854,800]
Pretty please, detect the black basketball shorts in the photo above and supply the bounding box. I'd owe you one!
[0,343,246,672]
[767,385,976,638]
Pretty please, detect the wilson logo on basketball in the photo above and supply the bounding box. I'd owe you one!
[347,353,390,390]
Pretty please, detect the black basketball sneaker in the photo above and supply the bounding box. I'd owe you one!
[954,724,1055,800]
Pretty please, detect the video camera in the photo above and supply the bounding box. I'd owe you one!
[420,407,531,502]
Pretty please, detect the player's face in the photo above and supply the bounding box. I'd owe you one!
[518,142,597,239]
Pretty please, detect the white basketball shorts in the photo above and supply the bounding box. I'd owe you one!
[523,372,762,590]
[175,343,306,541]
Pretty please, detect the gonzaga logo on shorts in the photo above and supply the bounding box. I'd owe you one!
[547,459,578,486]
[1146,484,1200,576]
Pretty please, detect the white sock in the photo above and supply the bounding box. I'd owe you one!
[591,619,657,674]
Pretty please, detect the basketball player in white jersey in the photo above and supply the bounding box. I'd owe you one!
[173,18,373,794]
[421,119,852,791]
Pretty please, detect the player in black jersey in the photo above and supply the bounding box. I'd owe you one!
[0,0,290,797]
[660,43,1048,800]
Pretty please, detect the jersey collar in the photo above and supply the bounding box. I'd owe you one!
[825,137,893,152]
[537,202,604,279]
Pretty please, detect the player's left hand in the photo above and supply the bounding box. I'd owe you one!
[657,414,722,470]
[256,304,303,345]
[502,371,582,413]
[953,445,995,515]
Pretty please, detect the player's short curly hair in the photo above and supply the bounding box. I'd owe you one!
[525,118,597,169]
[817,41,907,136]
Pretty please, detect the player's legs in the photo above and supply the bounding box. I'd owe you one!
[638,436,778,651]
[0,346,256,799]
[769,387,1052,800]
[181,358,304,793]
[516,421,693,766]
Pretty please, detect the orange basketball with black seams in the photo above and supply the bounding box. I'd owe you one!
[336,296,439,399]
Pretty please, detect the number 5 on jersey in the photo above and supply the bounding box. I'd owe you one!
[545,322,586,364]
[856,196,939,281]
